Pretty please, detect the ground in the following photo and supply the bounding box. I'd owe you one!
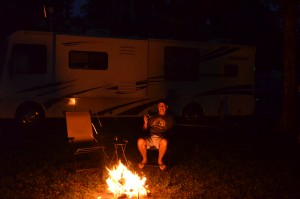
[0,116,300,198]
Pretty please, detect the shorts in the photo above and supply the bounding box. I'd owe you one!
[145,135,163,149]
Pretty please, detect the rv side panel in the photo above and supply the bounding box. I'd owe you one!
[52,34,149,117]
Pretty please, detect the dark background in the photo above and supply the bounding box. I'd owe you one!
[0,0,296,73]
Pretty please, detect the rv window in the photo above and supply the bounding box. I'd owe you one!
[10,44,47,74]
[69,51,108,70]
[164,47,199,81]
[224,64,238,77]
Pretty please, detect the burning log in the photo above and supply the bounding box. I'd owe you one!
[106,161,148,198]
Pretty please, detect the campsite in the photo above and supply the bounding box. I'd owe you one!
[1,116,299,198]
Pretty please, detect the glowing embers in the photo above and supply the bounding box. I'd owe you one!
[106,161,148,198]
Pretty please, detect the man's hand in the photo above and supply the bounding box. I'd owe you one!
[143,114,150,130]
[144,114,151,122]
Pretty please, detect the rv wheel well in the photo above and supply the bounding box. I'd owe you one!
[15,102,45,128]
[181,103,203,122]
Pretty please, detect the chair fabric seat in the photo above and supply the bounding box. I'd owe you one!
[143,146,171,167]
[65,111,108,171]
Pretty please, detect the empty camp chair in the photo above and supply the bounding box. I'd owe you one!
[65,111,108,171]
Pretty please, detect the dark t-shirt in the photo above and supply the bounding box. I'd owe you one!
[147,114,174,137]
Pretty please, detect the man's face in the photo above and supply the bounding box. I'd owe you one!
[157,102,168,115]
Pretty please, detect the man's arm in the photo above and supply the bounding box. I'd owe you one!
[143,114,150,131]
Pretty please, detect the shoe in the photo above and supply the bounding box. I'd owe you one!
[138,162,146,169]
[159,163,167,171]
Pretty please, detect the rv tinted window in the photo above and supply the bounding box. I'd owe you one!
[69,51,108,70]
[224,64,238,77]
[164,47,199,81]
[10,44,47,74]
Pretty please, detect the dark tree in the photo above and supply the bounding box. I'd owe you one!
[43,0,74,32]
[276,0,299,134]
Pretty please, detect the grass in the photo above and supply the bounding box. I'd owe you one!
[1,118,300,199]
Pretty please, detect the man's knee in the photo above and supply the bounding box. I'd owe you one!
[160,138,168,147]
[137,138,146,146]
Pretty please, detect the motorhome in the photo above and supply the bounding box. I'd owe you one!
[0,30,255,127]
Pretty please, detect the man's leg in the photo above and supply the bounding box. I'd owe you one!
[137,138,147,168]
[158,138,168,167]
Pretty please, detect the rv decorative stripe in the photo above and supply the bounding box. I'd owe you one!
[118,99,164,115]
[147,76,165,83]
[136,80,147,86]
[106,86,118,90]
[37,85,73,96]
[199,47,241,62]
[14,80,77,94]
[62,42,88,46]
[62,85,109,97]
[95,99,151,115]
[43,84,108,109]
[43,98,62,109]
[193,85,253,97]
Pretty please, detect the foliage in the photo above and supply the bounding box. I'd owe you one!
[0,0,74,43]
[0,0,287,43]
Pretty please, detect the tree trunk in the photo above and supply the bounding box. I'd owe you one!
[276,0,298,133]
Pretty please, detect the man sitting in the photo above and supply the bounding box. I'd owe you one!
[137,100,175,171]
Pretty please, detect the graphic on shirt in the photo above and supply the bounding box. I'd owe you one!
[151,118,167,130]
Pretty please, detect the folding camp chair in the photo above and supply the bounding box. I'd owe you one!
[144,145,171,168]
[65,111,108,171]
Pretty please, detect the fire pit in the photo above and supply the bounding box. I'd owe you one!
[105,161,149,198]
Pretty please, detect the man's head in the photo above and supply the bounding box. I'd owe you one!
[157,100,168,115]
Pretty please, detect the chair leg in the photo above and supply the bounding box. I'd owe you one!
[102,148,109,159]
[73,153,77,171]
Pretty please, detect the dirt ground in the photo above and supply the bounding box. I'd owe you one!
[1,116,300,198]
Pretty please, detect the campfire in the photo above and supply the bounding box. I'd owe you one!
[106,161,148,198]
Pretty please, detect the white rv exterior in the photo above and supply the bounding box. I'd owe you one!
[0,30,255,127]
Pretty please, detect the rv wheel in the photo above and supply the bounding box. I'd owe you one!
[182,104,203,124]
[15,103,45,128]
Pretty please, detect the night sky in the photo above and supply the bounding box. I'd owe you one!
[72,0,87,16]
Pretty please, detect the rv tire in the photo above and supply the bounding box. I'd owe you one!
[182,103,203,124]
[15,103,45,128]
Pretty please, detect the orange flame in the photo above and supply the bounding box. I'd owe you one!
[106,161,148,198]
